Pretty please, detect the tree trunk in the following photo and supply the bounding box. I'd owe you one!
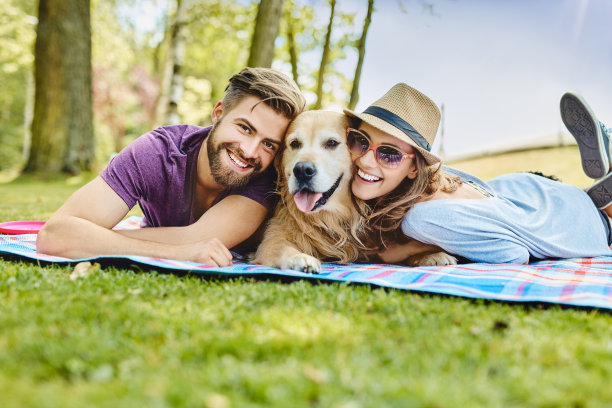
[348,0,374,110]
[314,0,335,109]
[26,0,93,174]
[286,15,299,85]
[22,69,35,159]
[151,6,173,128]
[247,0,284,68]
[166,0,190,125]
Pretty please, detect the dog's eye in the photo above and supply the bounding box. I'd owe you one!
[289,140,301,149]
[325,139,339,149]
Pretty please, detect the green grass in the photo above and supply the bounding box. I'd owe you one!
[1,147,612,407]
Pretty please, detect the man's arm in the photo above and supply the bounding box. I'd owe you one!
[37,176,233,266]
[115,194,269,249]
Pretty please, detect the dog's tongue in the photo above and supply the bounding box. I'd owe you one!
[294,191,323,213]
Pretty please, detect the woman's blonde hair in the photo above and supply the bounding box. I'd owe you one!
[363,151,462,250]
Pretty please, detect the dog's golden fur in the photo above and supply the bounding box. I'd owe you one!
[253,110,456,273]
[253,111,368,272]
[260,185,367,261]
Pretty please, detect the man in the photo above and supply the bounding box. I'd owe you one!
[37,67,306,266]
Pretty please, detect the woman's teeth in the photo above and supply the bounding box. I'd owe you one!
[358,168,381,182]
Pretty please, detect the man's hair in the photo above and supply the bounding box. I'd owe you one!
[222,67,306,120]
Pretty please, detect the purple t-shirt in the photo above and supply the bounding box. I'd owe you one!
[101,125,278,227]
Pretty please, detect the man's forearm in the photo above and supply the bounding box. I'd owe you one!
[114,196,269,249]
[115,225,207,245]
[37,216,194,260]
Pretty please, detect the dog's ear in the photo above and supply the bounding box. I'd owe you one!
[273,142,286,185]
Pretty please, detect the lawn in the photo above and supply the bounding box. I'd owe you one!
[1,146,611,408]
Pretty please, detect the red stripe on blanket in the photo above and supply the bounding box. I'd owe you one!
[516,278,533,297]
[560,258,590,299]
[368,270,396,280]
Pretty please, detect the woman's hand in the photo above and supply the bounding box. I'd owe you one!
[377,242,415,264]
[377,239,442,264]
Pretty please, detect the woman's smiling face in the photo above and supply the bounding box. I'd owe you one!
[350,121,418,201]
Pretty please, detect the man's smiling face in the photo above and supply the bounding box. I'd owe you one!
[206,95,290,188]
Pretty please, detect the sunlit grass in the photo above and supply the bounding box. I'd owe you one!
[449,145,592,188]
[1,147,612,407]
[2,261,611,407]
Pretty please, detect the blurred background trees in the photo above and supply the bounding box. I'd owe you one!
[26,0,94,174]
[1,0,379,176]
[0,0,37,171]
[248,0,284,68]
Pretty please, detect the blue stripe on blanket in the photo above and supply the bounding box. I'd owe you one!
[2,217,612,310]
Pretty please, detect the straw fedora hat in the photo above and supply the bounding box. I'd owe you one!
[344,83,441,165]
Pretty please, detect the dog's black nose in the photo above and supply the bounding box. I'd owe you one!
[293,161,317,181]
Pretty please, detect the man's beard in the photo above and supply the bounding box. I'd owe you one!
[207,122,263,188]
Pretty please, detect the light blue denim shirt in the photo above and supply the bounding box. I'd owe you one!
[401,167,612,263]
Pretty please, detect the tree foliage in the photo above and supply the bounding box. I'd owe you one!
[92,0,255,147]
[91,0,166,161]
[276,0,360,109]
[151,0,256,127]
[1,0,380,174]
[0,0,36,171]
[184,1,255,113]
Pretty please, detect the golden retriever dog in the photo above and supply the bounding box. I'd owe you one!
[253,110,456,273]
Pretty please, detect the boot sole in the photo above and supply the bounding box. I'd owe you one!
[560,93,608,179]
[587,175,612,209]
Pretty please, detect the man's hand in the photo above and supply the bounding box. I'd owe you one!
[184,238,233,267]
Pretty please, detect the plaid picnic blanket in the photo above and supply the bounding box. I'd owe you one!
[2,216,612,310]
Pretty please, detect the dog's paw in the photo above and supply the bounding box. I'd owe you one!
[282,253,322,274]
[407,251,458,267]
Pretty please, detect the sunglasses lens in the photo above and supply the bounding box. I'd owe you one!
[376,145,404,168]
[347,130,369,155]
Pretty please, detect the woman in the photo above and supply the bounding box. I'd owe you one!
[343,83,612,264]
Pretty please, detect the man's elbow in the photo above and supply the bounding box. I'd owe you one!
[36,220,66,256]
